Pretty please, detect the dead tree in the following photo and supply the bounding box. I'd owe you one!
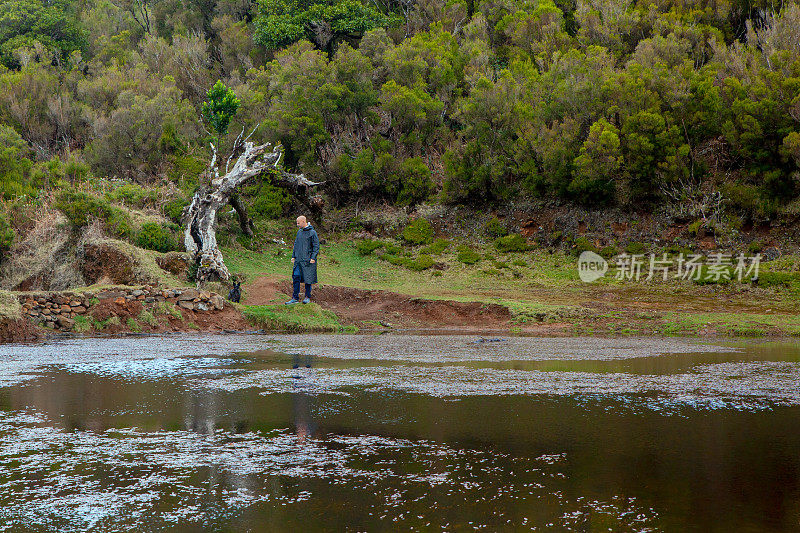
[183,139,323,284]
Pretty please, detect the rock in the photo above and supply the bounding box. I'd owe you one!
[200,291,211,301]
[156,252,190,276]
[80,242,138,285]
[73,306,87,313]
[196,302,210,312]
[57,316,75,329]
[177,289,199,302]
[144,297,155,304]
[60,305,71,313]
[132,289,144,297]
[70,300,81,307]
[98,291,125,300]
[210,295,225,310]
[114,297,126,305]
[178,300,194,310]
[42,309,51,315]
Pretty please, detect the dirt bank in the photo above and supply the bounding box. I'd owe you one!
[0,318,41,343]
[243,276,568,333]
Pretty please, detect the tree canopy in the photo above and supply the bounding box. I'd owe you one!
[0,0,796,233]
[0,0,87,67]
[253,0,398,55]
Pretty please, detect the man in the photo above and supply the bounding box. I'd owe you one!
[285,215,320,305]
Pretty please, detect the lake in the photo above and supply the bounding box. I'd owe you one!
[1,334,799,531]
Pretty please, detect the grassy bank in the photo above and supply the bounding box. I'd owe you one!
[244,303,356,333]
[224,237,800,337]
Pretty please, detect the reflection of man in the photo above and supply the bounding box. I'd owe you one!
[294,392,314,444]
[286,215,320,305]
[291,355,314,443]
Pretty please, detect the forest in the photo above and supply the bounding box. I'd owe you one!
[0,0,799,271]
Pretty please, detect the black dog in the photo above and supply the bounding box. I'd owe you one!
[228,280,241,303]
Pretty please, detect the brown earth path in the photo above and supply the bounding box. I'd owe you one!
[243,274,569,334]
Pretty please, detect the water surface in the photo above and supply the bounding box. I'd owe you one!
[1,334,799,531]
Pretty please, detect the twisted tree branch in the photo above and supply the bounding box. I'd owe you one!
[183,141,323,284]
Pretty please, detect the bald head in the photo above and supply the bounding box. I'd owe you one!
[296,215,308,228]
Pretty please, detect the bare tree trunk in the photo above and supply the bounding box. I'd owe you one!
[183,141,323,284]
[229,193,254,237]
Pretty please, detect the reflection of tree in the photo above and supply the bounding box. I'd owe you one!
[183,388,220,434]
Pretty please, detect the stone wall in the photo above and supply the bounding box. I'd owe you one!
[18,286,226,331]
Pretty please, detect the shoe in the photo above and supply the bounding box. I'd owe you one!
[302,297,311,304]
[284,298,299,305]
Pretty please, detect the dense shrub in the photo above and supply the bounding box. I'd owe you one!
[0,0,798,231]
[167,156,207,187]
[420,239,450,255]
[378,252,435,271]
[755,272,800,288]
[0,212,15,258]
[494,234,530,253]
[625,241,647,255]
[485,217,508,238]
[243,182,290,220]
[105,183,158,207]
[599,245,619,260]
[571,236,599,257]
[55,190,133,238]
[0,125,36,199]
[356,239,384,256]
[105,207,134,239]
[55,191,112,227]
[163,198,190,224]
[137,222,178,253]
[401,219,434,245]
[396,157,434,206]
[383,242,403,255]
[457,247,482,264]
[405,254,434,271]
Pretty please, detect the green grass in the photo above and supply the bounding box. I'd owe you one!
[73,314,94,333]
[138,309,159,326]
[126,318,142,332]
[657,311,800,336]
[243,303,356,332]
[152,301,182,319]
[220,240,800,337]
[96,316,121,330]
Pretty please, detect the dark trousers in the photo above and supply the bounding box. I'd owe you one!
[292,263,312,299]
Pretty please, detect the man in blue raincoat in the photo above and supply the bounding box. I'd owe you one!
[285,215,320,305]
